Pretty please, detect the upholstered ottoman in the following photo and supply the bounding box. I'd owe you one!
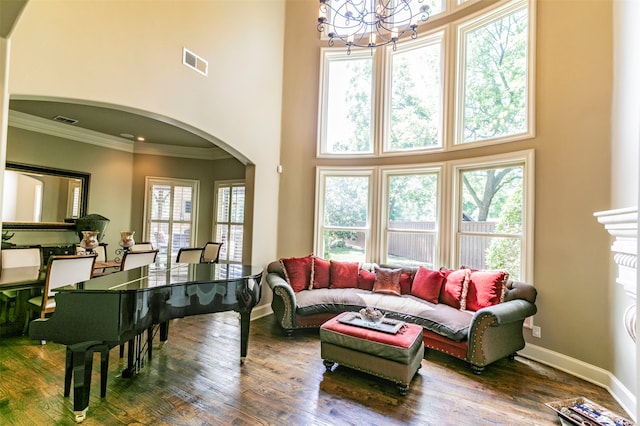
[320,312,424,395]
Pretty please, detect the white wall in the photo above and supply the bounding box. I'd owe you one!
[6,0,285,269]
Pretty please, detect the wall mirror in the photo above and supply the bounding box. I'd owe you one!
[2,162,90,229]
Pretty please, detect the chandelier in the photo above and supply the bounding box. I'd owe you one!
[317,0,431,54]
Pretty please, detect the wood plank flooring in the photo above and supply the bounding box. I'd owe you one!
[0,312,629,425]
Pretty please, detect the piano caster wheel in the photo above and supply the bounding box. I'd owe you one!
[240,356,246,365]
[74,408,87,423]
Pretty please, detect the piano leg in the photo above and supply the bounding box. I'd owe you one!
[65,342,111,400]
[239,311,251,365]
[66,341,106,423]
[122,338,136,378]
[160,321,169,341]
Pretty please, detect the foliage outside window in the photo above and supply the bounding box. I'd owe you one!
[319,51,374,155]
[315,150,533,281]
[388,34,443,152]
[458,1,529,145]
[318,0,533,156]
[316,171,372,262]
[382,169,440,267]
[457,163,525,280]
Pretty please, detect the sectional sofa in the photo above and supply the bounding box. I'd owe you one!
[266,255,538,373]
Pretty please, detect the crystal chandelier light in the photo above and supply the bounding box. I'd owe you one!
[317,0,431,54]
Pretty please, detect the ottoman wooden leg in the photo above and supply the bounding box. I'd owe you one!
[397,383,409,396]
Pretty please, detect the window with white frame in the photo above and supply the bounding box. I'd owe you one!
[144,177,199,266]
[453,151,533,280]
[214,181,245,264]
[318,0,533,156]
[314,150,533,281]
[318,50,374,155]
[381,167,441,267]
[386,33,443,152]
[456,0,530,145]
[315,170,373,263]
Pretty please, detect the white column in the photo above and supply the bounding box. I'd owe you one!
[594,207,638,342]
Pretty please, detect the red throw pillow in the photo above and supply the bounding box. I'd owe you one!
[358,269,375,290]
[329,260,359,289]
[466,270,509,311]
[411,266,445,304]
[372,267,402,296]
[439,268,470,310]
[399,271,412,295]
[279,255,312,292]
[311,256,330,289]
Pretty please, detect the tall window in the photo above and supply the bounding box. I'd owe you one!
[318,0,533,156]
[457,1,530,145]
[315,170,373,262]
[214,181,245,264]
[315,150,533,281]
[319,50,374,155]
[387,33,443,152]
[381,168,440,267]
[454,162,526,279]
[144,177,199,266]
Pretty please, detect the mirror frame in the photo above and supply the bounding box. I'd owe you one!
[2,161,90,230]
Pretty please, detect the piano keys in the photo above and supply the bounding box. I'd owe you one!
[28,262,263,423]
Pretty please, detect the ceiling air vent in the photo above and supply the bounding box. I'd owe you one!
[183,47,208,77]
[52,115,78,125]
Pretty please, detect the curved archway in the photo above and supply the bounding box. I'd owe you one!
[9,95,254,166]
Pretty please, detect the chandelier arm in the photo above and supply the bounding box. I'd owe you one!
[318,0,430,51]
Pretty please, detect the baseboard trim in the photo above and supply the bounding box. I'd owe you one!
[250,304,273,321]
[520,343,637,421]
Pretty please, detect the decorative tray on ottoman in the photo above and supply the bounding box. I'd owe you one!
[545,397,634,426]
[338,311,405,334]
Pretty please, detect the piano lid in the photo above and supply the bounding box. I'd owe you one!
[60,263,264,292]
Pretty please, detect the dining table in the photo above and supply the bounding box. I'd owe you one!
[0,260,120,336]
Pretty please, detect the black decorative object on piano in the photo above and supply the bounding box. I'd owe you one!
[75,214,110,242]
[28,262,263,423]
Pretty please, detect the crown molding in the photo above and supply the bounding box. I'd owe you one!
[8,110,134,152]
[7,110,231,160]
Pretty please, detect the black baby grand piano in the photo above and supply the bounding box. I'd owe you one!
[29,262,263,423]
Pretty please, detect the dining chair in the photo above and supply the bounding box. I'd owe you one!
[201,242,223,263]
[129,242,154,252]
[24,254,97,335]
[176,247,204,264]
[120,249,159,271]
[0,246,42,324]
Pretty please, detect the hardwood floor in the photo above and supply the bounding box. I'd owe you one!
[0,312,629,425]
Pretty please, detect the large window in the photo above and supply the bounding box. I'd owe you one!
[143,177,199,266]
[453,152,533,280]
[315,170,373,263]
[214,181,245,264]
[456,1,530,145]
[387,33,443,152]
[315,150,533,281]
[381,167,440,267]
[318,0,533,156]
[319,51,374,155]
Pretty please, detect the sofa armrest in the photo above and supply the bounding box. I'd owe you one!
[466,299,537,369]
[473,299,537,325]
[266,272,297,333]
